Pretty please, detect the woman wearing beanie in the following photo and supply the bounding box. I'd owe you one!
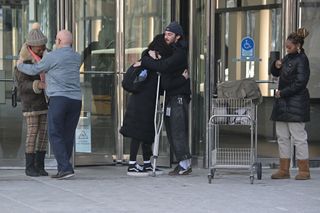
[270,28,311,180]
[120,34,180,176]
[15,25,49,177]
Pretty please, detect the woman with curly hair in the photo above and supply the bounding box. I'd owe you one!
[270,28,311,180]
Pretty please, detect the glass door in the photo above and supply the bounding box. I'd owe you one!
[122,0,172,166]
[73,0,117,165]
[73,0,172,166]
[0,1,59,168]
[215,6,282,92]
[213,3,282,159]
[0,3,24,165]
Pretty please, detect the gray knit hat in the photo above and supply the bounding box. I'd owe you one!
[26,29,47,46]
[165,21,184,36]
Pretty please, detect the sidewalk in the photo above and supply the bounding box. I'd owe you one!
[0,166,319,213]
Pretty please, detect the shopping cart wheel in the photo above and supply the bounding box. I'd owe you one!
[256,162,262,180]
[250,175,254,184]
[151,172,156,177]
[208,169,215,184]
[208,174,213,184]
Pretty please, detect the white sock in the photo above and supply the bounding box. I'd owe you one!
[129,161,136,165]
[144,160,151,164]
[179,159,192,169]
[179,160,188,169]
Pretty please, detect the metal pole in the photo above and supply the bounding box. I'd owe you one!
[115,0,124,164]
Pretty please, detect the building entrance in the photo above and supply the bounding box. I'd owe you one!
[211,3,283,162]
[0,0,174,168]
[72,0,173,166]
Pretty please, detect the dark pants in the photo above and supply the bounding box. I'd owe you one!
[164,95,191,161]
[48,96,81,173]
[129,138,153,162]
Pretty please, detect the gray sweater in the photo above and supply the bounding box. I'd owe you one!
[17,47,82,101]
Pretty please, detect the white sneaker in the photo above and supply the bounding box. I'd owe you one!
[127,163,149,177]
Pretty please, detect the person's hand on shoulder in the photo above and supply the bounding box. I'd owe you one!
[17,58,23,66]
[148,50,159,60]
[37,81,46,90]
[275,90,281,98]
[133,61,141,67]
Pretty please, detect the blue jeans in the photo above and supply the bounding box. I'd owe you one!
[48,96,81,172]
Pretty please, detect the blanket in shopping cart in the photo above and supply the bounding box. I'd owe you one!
[217,78,262,104]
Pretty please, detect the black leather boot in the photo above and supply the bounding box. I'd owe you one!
[25,153,40,177]
[35,151,49,176]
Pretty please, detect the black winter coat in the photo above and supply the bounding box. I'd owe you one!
[270,50,310,122]
[120,34,185,143]
[120,52,159,143]
[141,41,190,97]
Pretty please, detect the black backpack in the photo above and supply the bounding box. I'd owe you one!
[122,65,148,93]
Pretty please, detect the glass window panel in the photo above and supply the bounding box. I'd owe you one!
[35,0,57,50]
[242,0,280,6]
[124,0,171,67]
[216,8,281,97]
[217,0,281,9]
[123,0,171,157]
[74,0,117,159]
[0,1,58,166]
[299,0,320,98]
[216,0,238,9]
[191,0,207,156]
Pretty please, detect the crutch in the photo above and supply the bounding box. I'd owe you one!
[152,73,166,177]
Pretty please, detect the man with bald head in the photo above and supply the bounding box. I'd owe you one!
[17,30,82,180]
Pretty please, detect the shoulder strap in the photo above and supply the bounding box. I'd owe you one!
[11,68,18,107]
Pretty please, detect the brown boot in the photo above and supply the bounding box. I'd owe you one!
[271,158,290,179]
[295,159,310,180]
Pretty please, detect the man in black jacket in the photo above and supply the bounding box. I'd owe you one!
[134,21,192,175]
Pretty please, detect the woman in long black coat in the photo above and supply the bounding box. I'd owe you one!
[270,28,311,180]
[120,34,173,176]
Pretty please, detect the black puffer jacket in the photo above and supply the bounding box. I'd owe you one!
[120,34,173,143]
[141,40,190,97]
[270,50,310,122]
[15,43,48,115]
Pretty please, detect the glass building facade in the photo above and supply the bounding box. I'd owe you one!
[0,0,319,168]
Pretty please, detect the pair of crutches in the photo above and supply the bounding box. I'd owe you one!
[152,73,166,177]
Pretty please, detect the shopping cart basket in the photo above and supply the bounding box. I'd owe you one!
[207,98,262,184]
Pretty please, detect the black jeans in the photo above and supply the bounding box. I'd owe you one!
[164,95,191,161]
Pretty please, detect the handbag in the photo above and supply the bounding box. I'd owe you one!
[122,65,148,93]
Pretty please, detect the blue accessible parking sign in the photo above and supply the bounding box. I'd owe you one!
[241,36,255,60]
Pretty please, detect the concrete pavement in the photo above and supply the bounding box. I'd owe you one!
[0,166,320,213]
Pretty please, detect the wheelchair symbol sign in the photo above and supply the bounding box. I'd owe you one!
[241,36,255,58]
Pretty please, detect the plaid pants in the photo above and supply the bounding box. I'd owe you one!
[25,114,48,153]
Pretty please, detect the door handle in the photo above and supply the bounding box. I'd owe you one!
[217,59,223,83]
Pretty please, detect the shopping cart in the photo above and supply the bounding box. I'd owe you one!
[207,98,262,184]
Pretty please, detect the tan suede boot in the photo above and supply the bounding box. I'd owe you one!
[271,158,290,179]
[295,159,311,180]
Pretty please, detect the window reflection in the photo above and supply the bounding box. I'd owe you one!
[216,7,281,97]
[300,1,320,98]
[74,0,117,155]
[124,0,171,68]
[123,0,171,157]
